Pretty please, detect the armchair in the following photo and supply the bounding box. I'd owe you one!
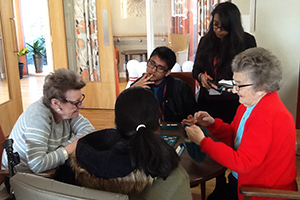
[10,172,129,200]
[240,186,300,199]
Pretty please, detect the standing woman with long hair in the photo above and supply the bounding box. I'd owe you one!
[192,2,256,199]
[193,2,257,124]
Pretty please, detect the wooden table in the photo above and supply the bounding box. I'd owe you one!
[159,124,226,200]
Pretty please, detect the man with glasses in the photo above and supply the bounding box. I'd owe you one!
[131,46,198,122]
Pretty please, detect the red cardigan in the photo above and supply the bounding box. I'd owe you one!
[201,92,297,200]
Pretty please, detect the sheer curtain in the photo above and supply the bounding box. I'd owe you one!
[74,0,100,81]
[198,0,221,36]
[170,0,222,61]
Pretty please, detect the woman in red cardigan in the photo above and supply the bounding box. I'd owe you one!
[183,47,297,200]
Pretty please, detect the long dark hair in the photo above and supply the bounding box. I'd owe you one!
[199,2,245,77]
[115,87,179,179]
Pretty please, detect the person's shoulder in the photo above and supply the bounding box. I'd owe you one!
[244,31,255,39]
[170,164,189,179]
[243,32,257,47]
[25,98,51,118]
[167,75,186,85]
[167,75,190,89]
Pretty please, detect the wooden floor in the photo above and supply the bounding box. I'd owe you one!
[19,75,300,199]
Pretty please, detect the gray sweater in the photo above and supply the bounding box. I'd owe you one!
[1,98,95,173]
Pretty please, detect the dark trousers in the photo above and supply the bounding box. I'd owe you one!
[227,173,238,200]
[207,172,238,200]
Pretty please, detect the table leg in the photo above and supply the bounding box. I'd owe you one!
[201,183,206,200]
[124,55,129,64]
[124,55,129,81]
[139,54,143,62]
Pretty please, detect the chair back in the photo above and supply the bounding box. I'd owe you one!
[166,33,190,66]
[182,61,194,72]
[126,60,139,89]
[136,61,147,77]
[171,72,197,97]
[171,63,182,72]
[10,172,129,200]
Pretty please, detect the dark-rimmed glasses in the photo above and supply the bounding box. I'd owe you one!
[147,59,168,73]
[64,94,85,108]
[232,80,253,91]
[213,23,225,31]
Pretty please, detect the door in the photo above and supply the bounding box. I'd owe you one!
[48,0,117,109]
[0,0,23,136]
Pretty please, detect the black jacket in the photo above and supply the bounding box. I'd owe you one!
[191,32,257,123]
[132,75,198,122]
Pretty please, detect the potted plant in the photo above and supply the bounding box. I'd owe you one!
[27,37,46,73]
[17,47,29,79]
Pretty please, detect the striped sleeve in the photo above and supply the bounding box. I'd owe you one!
[24,113,66,173]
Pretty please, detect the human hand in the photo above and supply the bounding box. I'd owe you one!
[131,73,155,89]
[200,73,214,89]
[64,134,86,154]
[194,111,214,127]
[182,114,196,126]
[185,125,206,145]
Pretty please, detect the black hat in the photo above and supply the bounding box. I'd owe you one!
[76,128,135,179]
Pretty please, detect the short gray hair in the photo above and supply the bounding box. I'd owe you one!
[232,47,282,93]
[43,68,86,108]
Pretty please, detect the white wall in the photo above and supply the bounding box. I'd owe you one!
[233,0,251,33]
[255,0,300,120]
[234,0,300,120]
[111,1,170,35]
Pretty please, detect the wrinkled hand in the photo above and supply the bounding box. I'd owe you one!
[131,73,155,89]
[181,114,196,126]
[64,134,86,154]
[185,125,205,145]
[194,111,215,127]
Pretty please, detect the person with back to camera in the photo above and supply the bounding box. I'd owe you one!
[56,87,192,200]
[1,68,95,174]
[192,2,256,197]
[183,47,297,200]
[131,46,198,122]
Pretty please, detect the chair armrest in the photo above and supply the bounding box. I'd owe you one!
[35,169,56,178]
[240,186,300,200]
[0,170,9,175]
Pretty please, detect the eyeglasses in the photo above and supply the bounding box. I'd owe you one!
[232,81,253,91]
[213,23,225,31]
[147,59,168,73]
[64,94,85,107]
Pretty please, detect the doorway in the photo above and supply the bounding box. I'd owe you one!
[15,0,53,77]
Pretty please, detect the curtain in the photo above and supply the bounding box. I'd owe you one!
[198,0,220,36]
[74,0,100,81]
[171,0,198,61]
[171,0,222,61]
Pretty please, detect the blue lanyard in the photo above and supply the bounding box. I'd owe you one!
[232,104,255,179]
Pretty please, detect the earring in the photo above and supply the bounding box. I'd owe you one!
[57,108,61,112]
